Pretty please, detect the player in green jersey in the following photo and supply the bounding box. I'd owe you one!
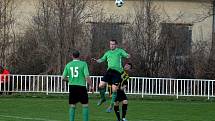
[62,50,94,121]
[93,39,130,112]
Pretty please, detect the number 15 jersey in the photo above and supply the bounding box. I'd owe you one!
[63,60,89,86]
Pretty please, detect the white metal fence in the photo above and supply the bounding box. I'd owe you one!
[1,75,215,99]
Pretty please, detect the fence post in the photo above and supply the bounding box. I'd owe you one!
[176,79,178,99]
[213,81,214,97]
[208,81,210,100]
[142,78,144,98]
[12,75,14,92]
[46,76,49,95]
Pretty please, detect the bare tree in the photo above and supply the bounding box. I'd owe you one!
[13,0,94,74]
[191,39,210,78]
[126,0,160,77]
[0,0,15,68]
[196,0,215,79]
[158,23,195,78]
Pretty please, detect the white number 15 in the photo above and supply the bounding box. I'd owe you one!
[70,67,79,78]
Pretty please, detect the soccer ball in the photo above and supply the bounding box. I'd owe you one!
[115,0,124,7]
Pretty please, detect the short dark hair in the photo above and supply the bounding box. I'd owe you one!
[72,50,80,58]
[110,39,118,44]
[126,63,132,69]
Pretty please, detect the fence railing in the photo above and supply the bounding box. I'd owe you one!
[1,75,215,99]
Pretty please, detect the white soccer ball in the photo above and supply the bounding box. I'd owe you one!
[115,0,124,7]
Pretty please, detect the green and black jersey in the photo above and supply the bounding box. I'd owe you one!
[108,70,130,96]
[119,71,129,89]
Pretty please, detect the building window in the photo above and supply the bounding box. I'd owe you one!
[159,23,193,78]
[160,23,192,57]
[90,22,123,54]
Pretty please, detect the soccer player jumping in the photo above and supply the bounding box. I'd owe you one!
[93,39,130,112]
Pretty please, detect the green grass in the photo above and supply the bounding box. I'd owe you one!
[0,96,215,121]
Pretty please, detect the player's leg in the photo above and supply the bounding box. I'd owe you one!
[106,84,113,112]
[107,70,121,111]
[114,90,126,121]
[106,84,113,113]
[122,100,128,121]
[111,84,119,103]
[114,101,121,121]
[80,86,89,121]
[121,91,128,121]
[97,71,110,106]
[82,104,89,121]
[69,104,76,121]
[97,80,107,106]
[69,85,78,121]
[106,84,118,112]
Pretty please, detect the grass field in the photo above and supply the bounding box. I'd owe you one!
[0,96,215,121]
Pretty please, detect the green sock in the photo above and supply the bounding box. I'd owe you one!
[99,87,106,101]
[83,106,89,121]
[69,107,75,121]
[111,92,117,107]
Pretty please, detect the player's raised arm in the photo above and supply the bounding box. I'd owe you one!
[120,48,130,59]
[96,59,103,63]
[92,51,107,63]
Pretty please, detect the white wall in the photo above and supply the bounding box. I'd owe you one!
[14,0,212,42]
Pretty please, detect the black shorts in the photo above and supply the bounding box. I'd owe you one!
[115,90,127,102]
[69,85,88,104]
[102,69,122,86]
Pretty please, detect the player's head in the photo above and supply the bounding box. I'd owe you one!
[124,63,132,71]
[72,50,80,59]
[109,39,117,50]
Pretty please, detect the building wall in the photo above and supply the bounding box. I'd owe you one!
[94,0,212,43]
[14,0,212,42]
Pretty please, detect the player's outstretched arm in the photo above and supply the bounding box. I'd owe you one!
[91,58,102,63]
